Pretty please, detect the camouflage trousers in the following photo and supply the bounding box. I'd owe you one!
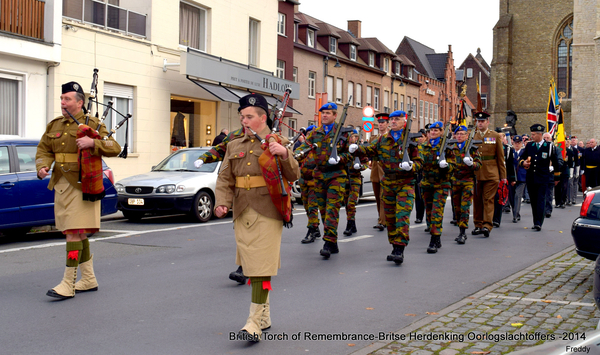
[344,175,361,220]
[422,184,450,236]
[299,177,319,229]
[451,180,474,229]
[381,178,415,246]
[314,176,347,242]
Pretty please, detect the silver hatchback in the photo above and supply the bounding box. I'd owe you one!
[115,148,220,222]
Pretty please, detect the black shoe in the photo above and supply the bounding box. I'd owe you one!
[373,223,385,231]
[343,220,356,236]
[545,213,552,218]
[414,219,423,224]
[424,226,431,232]
[512,218,518,223]
[481,227,490,238]
[532,225,542,231]
[46,289,74,300]
[392,245,405,265]
[435,235,442,248]
[472,227,482,235]
[301,227,319,244]
[456,228,467,244]
[493,222,500,228]
[320,241,339,258]
[525,199,530,204]
[517,215,521,221]
[229,266,248,284]
[427,236,439,254]
[559,204,566,209]
[566,202,572,206]
[450,220,457,226]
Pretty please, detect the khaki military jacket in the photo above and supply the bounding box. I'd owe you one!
[474,129,506,181]
[35,110,122,191]
[216,126,300,221]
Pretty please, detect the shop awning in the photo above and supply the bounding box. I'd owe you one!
[189,79,241,103]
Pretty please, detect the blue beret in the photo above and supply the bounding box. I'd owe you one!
[306,125,317,132]
[454,125,467,134]
[430,121,444,130]
[62,81,84,95]
[353,128,360,134]
[474,111,490,120]
[389,110,407,118]
[530,124,544,133]
[512,135,522,142]
[319,102,338,112]
[239,93,270,114]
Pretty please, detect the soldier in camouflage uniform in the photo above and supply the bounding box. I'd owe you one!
[349,110,422,264]
[450,125,481,244]
[294,102,351,258]
[343,130,367,236]
[297,125,322,243]
[419,121,455,254]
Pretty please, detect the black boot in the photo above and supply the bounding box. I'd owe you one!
[456,228,467,244]
[427,236,438,254]
[392,244,404,265]
[301,227,318,244]
[343,220,356,236]
[435,234,442,248]
[229,266,248,284]
[320,241,339,258]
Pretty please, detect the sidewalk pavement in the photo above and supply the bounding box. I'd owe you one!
[353,247,600,355]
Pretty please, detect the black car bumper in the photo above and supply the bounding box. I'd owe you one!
[118,195,195,214]
[571,217,600,261]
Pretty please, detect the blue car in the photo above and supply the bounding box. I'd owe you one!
[0,136,118,236]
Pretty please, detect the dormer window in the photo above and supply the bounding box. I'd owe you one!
[329,37,337,54]
[395,62,400,75]
[384,58,389,73]
[408,68,413,80]
[368,52,374,67]
[350,45,356,61]
[307,29,315,48]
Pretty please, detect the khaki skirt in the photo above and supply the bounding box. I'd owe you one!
[234,207,283,277]
[54,176,101,231]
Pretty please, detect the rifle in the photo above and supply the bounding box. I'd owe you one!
[328,96,352,164]
[463,125,482,159]
[400,110,415,164]
[352,126,362,169]
[438,123,452,162]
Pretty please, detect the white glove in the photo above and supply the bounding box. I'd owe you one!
[581,169,585,176]
[439,159,448,169]
[353,162,361,170]
[549,165,554,173]
[194,160,204,168]
[400,161,413,171]
[463,157,473,166]
[328,156,340,165]
[349,143,358,154]
[569,168,574,179]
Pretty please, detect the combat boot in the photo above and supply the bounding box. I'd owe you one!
[301,227,318,244]
[75,254,98,293]
[456,228,467,244]
[435,235,442,249]
[427,236,438,254]
[46,267,77,300]
[320,241,339,258]
[229,266,248,284]
[343,220,356,236]
[392,245,404,265]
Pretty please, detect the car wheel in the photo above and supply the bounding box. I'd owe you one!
[123,210,145,222]
[190,191,213,223]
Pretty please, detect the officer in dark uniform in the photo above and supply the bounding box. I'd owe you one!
[519,124,562,231]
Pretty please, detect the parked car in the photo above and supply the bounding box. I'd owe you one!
[290,167,374,204]
[571,186,600,261]
[0,135,118,236]
[115,147,220,222]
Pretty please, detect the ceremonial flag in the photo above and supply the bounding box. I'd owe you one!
[546,84,558,136]
[456,99,467,126]
[555,107,567,159]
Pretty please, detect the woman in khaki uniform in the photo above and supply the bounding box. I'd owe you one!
[215,93,299,342]
[36,82,122,300]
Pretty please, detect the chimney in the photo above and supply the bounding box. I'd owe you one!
[348,20,361,38]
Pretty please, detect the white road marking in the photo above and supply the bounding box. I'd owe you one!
[338,235,374,243]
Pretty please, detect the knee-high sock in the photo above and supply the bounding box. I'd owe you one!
[250,276,271,304]
[80,238,91,263]
[65,241,83,267]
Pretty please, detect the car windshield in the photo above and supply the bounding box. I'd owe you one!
[152,149,218,173]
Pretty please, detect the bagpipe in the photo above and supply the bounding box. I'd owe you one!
[248,88,294,227]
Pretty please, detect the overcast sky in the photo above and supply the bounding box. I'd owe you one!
[296,0,500,68]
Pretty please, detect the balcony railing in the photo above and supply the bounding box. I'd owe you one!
[0,0,45,40]
[63,0,146,38]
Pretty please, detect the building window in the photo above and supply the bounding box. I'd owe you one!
[393,93,398,111]
[307,29,315,48]
[277,13,285,36]
[0,73,23,135]
[64,0,147,38]
[481,94,488,109]
[408,68,413,80]
[384,58,389,73]
[413,98,417,113]
[103,83,134,153]
[308,120,315,126]
[294,23,298,42]
[395,62,400,75]
[350,45,356,61]
[419,100,424,118]
[400,94,405,111]
[336,78,343,103]
[466,68,473,78]
[329,37,337,55]
[383,90,389,112]
[248,19,260,66]
[308,71,316,98]
[348,81,354,106]
[424,102,429,121]
[374,88,380,110]
[293,67,298,83]
[366,86,372,107]
[179,2,207,51]
[368,52,375,67]
[276,60,285,79]
[557,18,573,98]
[326,76,334,102]
[434,104,439,120]
[429,102,433,120]
[288,118,296,137]
[356,84,362,107]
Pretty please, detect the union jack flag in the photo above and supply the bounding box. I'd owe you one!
[546,84,557,136]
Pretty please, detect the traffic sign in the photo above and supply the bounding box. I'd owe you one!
[362,106,374,117]
[363,122,373,132]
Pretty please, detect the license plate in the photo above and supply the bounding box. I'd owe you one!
[128,198,144,206]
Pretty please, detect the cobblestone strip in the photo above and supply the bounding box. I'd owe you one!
[353,246,600,355]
